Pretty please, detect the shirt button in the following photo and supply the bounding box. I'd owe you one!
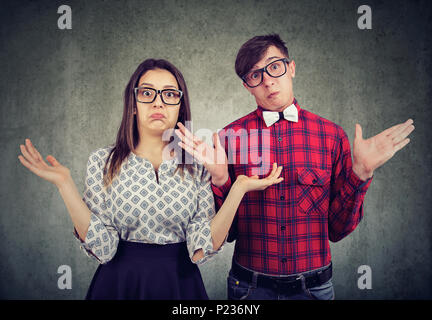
[281,258,287,263]
[278,137,283,142]
[280,195,285,200]
[281,226,286,231]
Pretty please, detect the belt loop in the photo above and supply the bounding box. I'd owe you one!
[316,269,324,284]
[296,274,307,291]
[251,272,258,289]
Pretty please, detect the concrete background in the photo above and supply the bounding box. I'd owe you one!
[1,0,431,299]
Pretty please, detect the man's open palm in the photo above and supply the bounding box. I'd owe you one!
[352,119,414,180]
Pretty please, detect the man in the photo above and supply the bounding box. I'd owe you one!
[175,34,414,300]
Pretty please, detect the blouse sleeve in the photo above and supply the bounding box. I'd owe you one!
[72,149,119,264]
[186,164,225,264]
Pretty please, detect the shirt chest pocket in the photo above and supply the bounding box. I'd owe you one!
[296,168,331,215]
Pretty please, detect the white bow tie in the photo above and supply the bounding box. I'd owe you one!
[262,103,298,127]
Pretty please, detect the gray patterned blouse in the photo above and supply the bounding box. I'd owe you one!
[73,145,222,265]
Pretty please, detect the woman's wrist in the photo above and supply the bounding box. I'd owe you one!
[211,173,229,187]
[231,179,247,196]
[56,174,75,193]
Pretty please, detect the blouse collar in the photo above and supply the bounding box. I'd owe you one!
[128,151,179,172]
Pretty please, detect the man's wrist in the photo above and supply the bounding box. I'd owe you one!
[352,163,374,182]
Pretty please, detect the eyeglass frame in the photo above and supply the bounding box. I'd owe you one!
[242,57,290,88]
[134,86,184,105]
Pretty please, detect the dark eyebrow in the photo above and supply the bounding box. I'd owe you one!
[265,56,282,63]
[138,82,178,89]
[251,56,283,71]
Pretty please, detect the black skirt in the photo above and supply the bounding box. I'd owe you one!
[85,240,209,300]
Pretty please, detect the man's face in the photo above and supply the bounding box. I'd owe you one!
[243,45,296,112]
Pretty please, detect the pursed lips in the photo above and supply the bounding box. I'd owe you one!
[267,91,279,98]
[150,113,166,119]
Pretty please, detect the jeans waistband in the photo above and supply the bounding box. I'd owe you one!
[233,258,332,279]
[231,258,332,292]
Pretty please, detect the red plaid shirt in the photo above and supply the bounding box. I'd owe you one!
[212,98,373,275]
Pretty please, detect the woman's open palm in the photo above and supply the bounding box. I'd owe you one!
[236,163,284,193]
[18,138,71,187]
[175,122,228,183]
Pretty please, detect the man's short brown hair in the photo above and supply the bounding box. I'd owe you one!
[235,34,289,80]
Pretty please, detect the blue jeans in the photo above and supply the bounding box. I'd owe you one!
[227,263,335,300]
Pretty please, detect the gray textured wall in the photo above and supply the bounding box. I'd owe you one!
[1,0,431,300]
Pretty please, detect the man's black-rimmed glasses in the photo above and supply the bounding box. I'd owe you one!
[242,58,290,88]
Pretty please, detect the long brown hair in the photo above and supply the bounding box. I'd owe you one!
[102,59,194,187]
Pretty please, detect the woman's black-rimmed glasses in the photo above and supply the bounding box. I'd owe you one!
[134,87,183,105]
[242,58,290,88]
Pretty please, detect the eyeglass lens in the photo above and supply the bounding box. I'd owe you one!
[136,88,182,105]
[244,59,288,87]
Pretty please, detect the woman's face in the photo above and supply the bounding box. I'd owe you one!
[134,68,181,136]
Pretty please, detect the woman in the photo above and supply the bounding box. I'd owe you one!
[18,59,283,300]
